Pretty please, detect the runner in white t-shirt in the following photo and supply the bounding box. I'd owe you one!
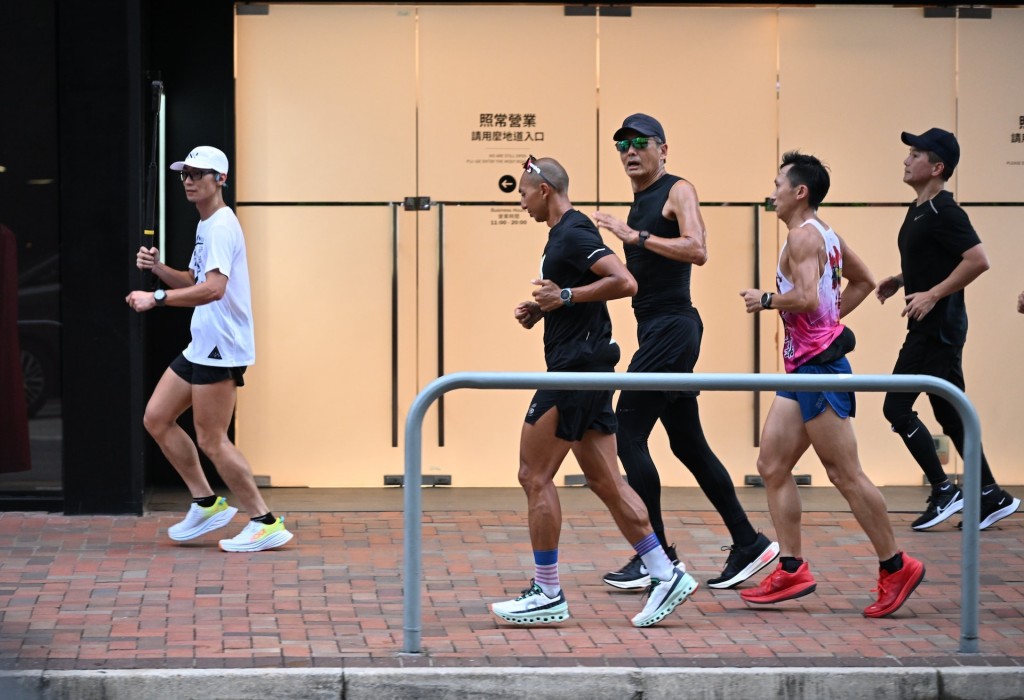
[126,145,291,553]
[183,206,255,367]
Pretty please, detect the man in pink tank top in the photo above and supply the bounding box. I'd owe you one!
[737,151,925,618]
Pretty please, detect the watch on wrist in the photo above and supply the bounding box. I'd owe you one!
[638,230,651,248]
[760,291,773,310]
[154,289,167,307]
[560,288,574,308]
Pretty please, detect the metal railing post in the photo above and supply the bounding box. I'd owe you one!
[402,372,981,655]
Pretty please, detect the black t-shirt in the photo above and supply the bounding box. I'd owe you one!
[624,173,694,321]
[540,209,616,371]
[898,190,981,346]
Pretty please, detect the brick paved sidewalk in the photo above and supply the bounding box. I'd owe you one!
[0,503,1022,671]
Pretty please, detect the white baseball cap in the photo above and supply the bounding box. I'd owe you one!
[170,146,229,174]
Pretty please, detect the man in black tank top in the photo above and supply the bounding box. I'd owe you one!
[593,114,779,592]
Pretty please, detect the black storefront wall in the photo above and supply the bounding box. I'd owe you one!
[57,0,145,514]
[57,0,236,514]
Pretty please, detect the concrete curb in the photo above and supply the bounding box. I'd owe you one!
[1,666,1022,699]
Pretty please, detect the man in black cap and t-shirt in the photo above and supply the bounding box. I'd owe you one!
[876,127,1019,531]
[593,114,779,592]
[491,155,697,629]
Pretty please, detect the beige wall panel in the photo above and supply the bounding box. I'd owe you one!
[410,207,442,471]
[235,5,416,202]
[397,209,444,476]
[599,7,778,204]
[232,4,1022,490]
[778,7,956,203]
[417,6,598,202]
[955,207,1024,485]
[236,206,411,487]
[957,9,1024,202]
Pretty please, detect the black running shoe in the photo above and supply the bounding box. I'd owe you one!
[602,544,679,590]
[911,486,964,531]
[706,533,781,589]
[957,487,1021,530]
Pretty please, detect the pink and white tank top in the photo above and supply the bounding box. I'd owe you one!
[777,218,845,373]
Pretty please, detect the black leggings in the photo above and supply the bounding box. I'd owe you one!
[615,390,755,546]
[882,331,995,487]
[882,390,995,487]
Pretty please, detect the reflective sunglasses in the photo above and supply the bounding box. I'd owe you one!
[180,168,217,182]
[614,136,656,152]
[522,155,555,187]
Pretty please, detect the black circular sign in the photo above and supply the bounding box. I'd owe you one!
[498,175,516,193]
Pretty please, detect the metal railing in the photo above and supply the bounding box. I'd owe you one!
[402,372,983,654]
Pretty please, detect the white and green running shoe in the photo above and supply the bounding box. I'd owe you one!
[631,567,698,627]
[491,580,570,625]
[218,517,294,553]
[168,497,238,542]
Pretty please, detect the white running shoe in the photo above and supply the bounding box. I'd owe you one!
[631,567,698,627]
[218,518,294,553]
[491,580,570,625]
[168,497,238,542]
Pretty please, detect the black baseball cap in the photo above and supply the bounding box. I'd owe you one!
[613,113,666,142]
[901,127,960,175]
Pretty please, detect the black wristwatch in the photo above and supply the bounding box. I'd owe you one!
[760,292,773,309]
[154,289,167,307]
[560,288,574,308]
[638,230,651,249]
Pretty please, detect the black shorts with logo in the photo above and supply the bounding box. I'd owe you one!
[524,339,619,442]
[169,353,247,387]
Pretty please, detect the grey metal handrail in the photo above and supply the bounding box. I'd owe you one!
[402,372,982,654]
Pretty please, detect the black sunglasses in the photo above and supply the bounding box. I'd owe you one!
[180,168,217,182]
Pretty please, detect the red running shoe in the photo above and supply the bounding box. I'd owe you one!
[740,561,817,604]
[863,553,925,618]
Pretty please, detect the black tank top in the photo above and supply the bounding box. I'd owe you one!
[625,173,693,320]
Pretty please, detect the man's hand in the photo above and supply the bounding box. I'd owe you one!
[739,289,766,314]
[902,290,939,321]
[125,290,157,312]
[1018,290,1024,315]
[532,279,564,312]
[876,275,901,304]
[514,301,543,329]
[593,211,639,246]
[136,246,159,271]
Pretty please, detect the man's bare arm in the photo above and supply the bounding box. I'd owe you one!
[836,235,875,318]
[593,180,708,264]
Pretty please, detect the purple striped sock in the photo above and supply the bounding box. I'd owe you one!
[634,534,675,581]
[534,549,560,597]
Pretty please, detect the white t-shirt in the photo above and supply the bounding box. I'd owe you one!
[182,207,256,367]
